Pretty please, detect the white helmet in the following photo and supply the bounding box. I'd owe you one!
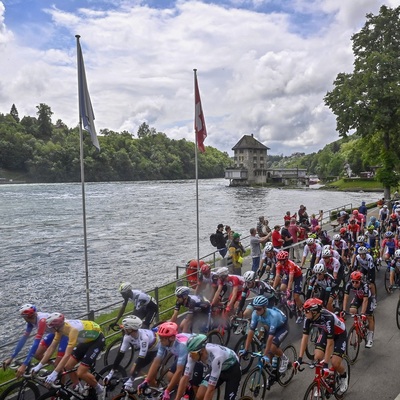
[323,245,331,252]
[313,263,325,274]
[357,235,365,243]
[333,234,341,241]
[122,315,142,330]
[175,286,190,297]
[216,267,229,277]
[243,271,256,282]
[395,249,400,258]
[19,304,37,318]
[265,242,274,252]
[119,282,132,294]
[46,312,65,329]
[306,237,315,245]
[322,248,332,258]
[357,246,367,254]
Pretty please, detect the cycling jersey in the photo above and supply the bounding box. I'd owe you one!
[249,307,287,334]
[55,320,102,349]
[344,281,370,300]
[353,254,374,271]
[303,309,346,338]
[198,271,218,286]
[379,209,389,221]
[381,238,398,255]
[156,333,191,366]
[331,239,348,251]
[174,295,210,314]
[184,343,238,386]
[320,257,341,276]
[237,280,276,312]
[303,243,322,258]
[276,259,303,278]
[125,289,155,310]
[389,258,400,271]
[120,328,159,356]
[218,275,245,290]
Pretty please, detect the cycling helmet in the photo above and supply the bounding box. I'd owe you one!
[313,263,325,274]
[119,282,132,294]
[122,315,142,330]
[395,249,400,258]
[314,225,321,231]
[370,216,376,223]
[252,296,269,307]
[391,213,397,219]
[264,242,274,252]
[383,204,388,208]
[306,237,315,245]
[276,251,289,260]
[303,298,323,312]
[188,259,199,268]
[175,286,190,297]
[385,231,394,238]
[215,267,229,277]
[46,312,65,329]
[357,246,367,254]
[352,210,359,215]
[308,233,317,239]
[243,270,256,282]
[19,304,37,318]
[322,248,331,258]
[157,322,178,337]
[200,263,211,274]
[323,245,331,252]
[350,271,362,281]
[357,235,365,243]
[333,234,341,241]
[186,334,207,352]
[367,225,374,231]
[339,228,347,235]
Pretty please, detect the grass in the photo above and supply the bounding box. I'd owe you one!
[324,178,384,191]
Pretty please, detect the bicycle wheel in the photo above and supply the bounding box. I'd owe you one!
[104,336,135,369]
[98,364,127,398]
[234,335,257,375]
[36,391,70,400]
[157,353,176,387]
[384,267,391,293]
[278,344,297,387]
[305,325,319,360]
[111,394,138,400]
[346,325,360,364]
[334,356,351,399]
[0,381,40,400]
[396,298,400,330]
[206,330,224,345]
[240,367,267,400]
[303,382,326,400]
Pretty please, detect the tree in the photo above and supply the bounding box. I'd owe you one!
[324,5,400,199]
[137,122,156,138]
[10,104,20,123]
[36,103,53,140]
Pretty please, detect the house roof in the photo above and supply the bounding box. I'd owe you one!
[232,134,270,150]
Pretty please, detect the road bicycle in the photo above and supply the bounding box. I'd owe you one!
[34,363,126,400]
[297,358,351,400]
[344,313,372,364]
[199,302,231,346]
[240,347,297,399]
[0,362,52,400]
[384,262,400,293]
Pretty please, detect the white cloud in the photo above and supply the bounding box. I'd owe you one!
[0,0,397,155]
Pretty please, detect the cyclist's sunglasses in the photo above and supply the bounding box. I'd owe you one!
[189,350,202,358]
[254,307,264,311]
[351,280,361,284]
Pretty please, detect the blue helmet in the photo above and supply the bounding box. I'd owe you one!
[253,296,269,307]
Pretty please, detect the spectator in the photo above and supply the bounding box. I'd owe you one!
[271,225,284,250]
[358,201,368,223]
[298,205,309,224]
[215,224,227,257]
[228,233,245,275]
[225,225,233,248]
[257,216,267,237]
[288,218,301,262]
[284,211,296,222]
[281,220,294,253]
[249,227,270,273]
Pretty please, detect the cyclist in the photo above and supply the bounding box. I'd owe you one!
[273,251,304,323]
[170,286,210,333]
[388,212,399,234]
[319,247,343,285]
[138,322,191,400]
[331,234,348,261]
[176,334,241,400]
[352,209,364,230]
[378,204,389,234]
[110,283,158,329]
[351,235,371,267]
[239,296,289,373]
[236,270,277,318]
[342,271,375,348]
[365,225,379,248]
[388,249,400,292]
[347,218,360,244]
[195,263,218,298]
[2,304,68,378]
[305,264,337,312]
[294,298,348,395]
[300,237,322,272]
[380,230,398,263]
[32,313,105,395]
[104,316,160,391]
[211,267,245,315]
[352,246,377,307]
[258,241,278,281]
[368,215,380,231]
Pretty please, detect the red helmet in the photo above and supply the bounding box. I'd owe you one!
[188,260,198,268]
[350,271,362,281]
[315,225,321,231]
[340,227,347,234]
[391,213,397,219]
[157,322,178,337]
[200,264,211,274]
[303,298,323,312]
[277,251,289,261]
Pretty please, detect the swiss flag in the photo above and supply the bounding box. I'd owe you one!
[194,71,207,152]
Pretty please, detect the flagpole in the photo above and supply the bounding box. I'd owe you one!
[76,34,91,316]
[193,69,200,268]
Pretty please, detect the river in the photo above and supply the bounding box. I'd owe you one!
[0,179,381,344]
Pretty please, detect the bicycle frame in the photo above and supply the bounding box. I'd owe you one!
[299,361,337,397]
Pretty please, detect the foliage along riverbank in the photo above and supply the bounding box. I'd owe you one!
[322,178,385,192]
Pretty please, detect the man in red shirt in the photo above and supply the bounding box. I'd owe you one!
[272,225,284,250]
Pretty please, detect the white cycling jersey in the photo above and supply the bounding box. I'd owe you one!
[120,328,159,357]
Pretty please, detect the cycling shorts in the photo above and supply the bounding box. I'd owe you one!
[71,333,105,367]
[40,334,69,356]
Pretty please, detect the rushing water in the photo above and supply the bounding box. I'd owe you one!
[0,179,381,345]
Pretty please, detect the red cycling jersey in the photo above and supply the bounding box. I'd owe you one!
[276,260,303,278]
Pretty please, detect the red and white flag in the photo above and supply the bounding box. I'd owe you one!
[194,71,207,152]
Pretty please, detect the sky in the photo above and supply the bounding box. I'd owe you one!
[0,0,399,156]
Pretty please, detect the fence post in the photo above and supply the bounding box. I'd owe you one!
[154,286,159,323]
[88,310,95,321]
